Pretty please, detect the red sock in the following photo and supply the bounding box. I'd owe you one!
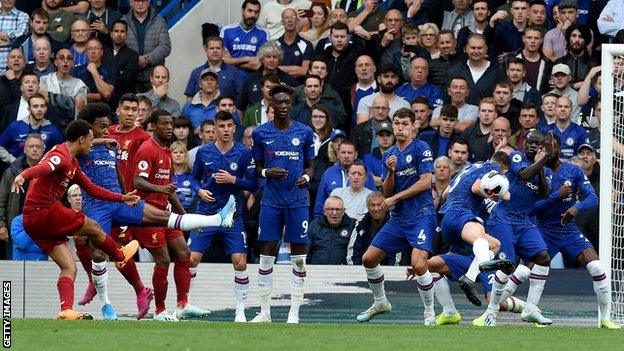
[153,265,169,314]
[57,276,74,311]
[94,236,124,261]
[117,258,144,294]
[75,242,93,282]
[174,260,191,307]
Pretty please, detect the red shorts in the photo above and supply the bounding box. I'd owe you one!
[23,202,85,254]
[132,226,183,249]
[110,227,133,243]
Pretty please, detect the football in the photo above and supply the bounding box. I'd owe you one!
[479,170,510,199]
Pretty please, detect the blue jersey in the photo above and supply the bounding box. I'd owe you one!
[490,151,550,224]
[533,162,597,233]
[540,123,588,159]
[173,172,200,211]
[77,145,121,206]
[220,23,269,59]
[193,142,256,216]
[441,162,501,215]
[382,139,435,223]
[252,120,315,208]
[0,120,64,158]
[395,82,444,109]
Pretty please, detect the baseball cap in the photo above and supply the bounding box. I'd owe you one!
[379,63,400,76]
[551,63,571,76]
[375,121,393,135]
[558,0,578,10]
[200,67,218,80]
[330,129,347,141]
[577,143,595,153]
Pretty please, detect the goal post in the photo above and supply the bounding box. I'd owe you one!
[600,44,624,324]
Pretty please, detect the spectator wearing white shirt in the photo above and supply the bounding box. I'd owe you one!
[331,161,374,220]
[597,0,624,43]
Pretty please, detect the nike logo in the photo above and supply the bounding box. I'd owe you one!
[18,134,28,138]
[300,234,308,238]
[205,162,214,166]
[266,140,275,145]
[417,241,426,245]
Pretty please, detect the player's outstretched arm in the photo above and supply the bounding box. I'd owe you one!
[518,150,551,181]
[12,161,58,193]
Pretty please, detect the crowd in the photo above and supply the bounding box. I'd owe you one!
[0,0,619,268]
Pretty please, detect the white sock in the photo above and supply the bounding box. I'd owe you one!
[465,238,491,282]
[500,264,531,302]
[167,213,221,231]
[487,270,509,313]
[432,273,457,315]
[416,270,435,314]
[365,265,387,303]
[289,254,306,316]
[91,260,110,305]
[258,255,274,315]
[586,260,611,321]
[525,264,549,312]
[234,269,249,314]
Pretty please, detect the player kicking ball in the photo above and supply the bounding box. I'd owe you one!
[74,103,235,320]
[356,108,438,325]
[11,119,140,320]
[189,111,257,322]
[250,84,315,323]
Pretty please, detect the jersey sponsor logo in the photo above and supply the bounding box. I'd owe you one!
[525,181,538,190]
[267,150,300,160]
[50,156,61,165]
[291,138,300,146]
[406,155,413,163]
[229,162,238,171]
[396,166,418,177]
[93,159,116,168]
[232,43,257,52]
[138,160,149,171]
[566,138,574,146]
[512,154,522,163]
[155,168,171,180]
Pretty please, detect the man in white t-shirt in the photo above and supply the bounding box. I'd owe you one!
[257,0,312,40]
[330,160,373,220]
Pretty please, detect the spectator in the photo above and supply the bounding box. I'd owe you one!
[2,47,26,100]
[44,0,74,43]
[40,48,88,111]
[185,36,242,102]
[540,92,560,128]
[493,81,521,132]
[258,0,311,40]
[171,141,199,212]
[352,54,378,126]
[597,0,624,43]
[504,25,552,94]
[187,120,215,168]
[0,134,45,260]
[442,0,475,36]
[418,104,461,158]
[135,94,152,128]
[362,120,394,188]
[300,2,330,47]
[123,0,171,87]
[172,116,197,151]
[431,76,478,133]
[0,0,28,74]
[181,68,219,131]
[84,0,122,48]
[314,140,376,218]
[327,129,346,165]
[574,143,599,247]
[371,9,404,69]
[396,57,443,110]
[393,24,418,82]
[103,19,139,108]
[26,37,56,78]
[309,104,333,203]
[417,22,441,60]
[411,96,434,135]
[509,103,540,152]
[348,191,396,265]
[0,93,63,164]
[448,138,470,175]
[14,8,62,64]
[137,64,181,117]
[54,0,89,14]
[585,99,600,158]
[462,97,496,162]
[0,73,39,132]
[347,0,386,34]
[430,29,462,91]
[528,0,547,26]
[72,38,116,103]
[69,18,92,68]
[549,63,581,123]
[352,94,391,156]
[243,73,279,127]
[307,195,356,265]
[554,24,598,89]
[506,57,542,108]
[541,95,588,159]
[432,156,452,209]
[277,8,314,79]
[543,0,581,61]
[292,74,339,127]
[488,0,529,61]
[11,214,48,260]
[490,116,512,152]
[455,0,489,53]
[221,0,269,78]
[331,160,374,220]
[242,125,254,149]
[356,64,409,124]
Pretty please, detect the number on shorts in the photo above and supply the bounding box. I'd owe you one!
[418,229,426,242]
[302,220,308,234]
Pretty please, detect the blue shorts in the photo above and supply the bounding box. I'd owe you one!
[258,205,309,244]
[83,200,145,234]
[441,209,484,247]
[541,225,594,263]
[486,221,547,263]
[440,253,492,294]
[371,214,436,255]
[188,217,247,255]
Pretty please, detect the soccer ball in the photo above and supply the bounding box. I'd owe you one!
[479,171,510,199]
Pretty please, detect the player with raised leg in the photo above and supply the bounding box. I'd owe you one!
[356,108,437,325]
[250,85,314,324]
[11,119,140,320]
[189,110,257,322]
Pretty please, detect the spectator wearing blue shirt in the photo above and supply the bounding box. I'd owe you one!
[184,36,243,102]
[541,95,588,160]
[181,68,220,131]
[362,121,395,188]
[171,141,200,212]
[276,8,314,79]
[395,57,444,110]
[418,104,462,158]
[11,215,48,261]
[71,38,116,104]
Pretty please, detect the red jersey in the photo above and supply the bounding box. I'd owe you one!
[134,138,173,210]
[22,144,122,215]
[107,125,150,192]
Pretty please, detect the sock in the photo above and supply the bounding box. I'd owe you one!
[167,213,221,231]
[586,260,611,321]
[116,258,144,295]
[501,296,524,313]
[258,255,275,315]
[487,270,509,313]
[432,273,457,315]
[500,264,531,302]
[189,267,197,292]
[94,235,124,262]
[525,264,549,313]
[75,242,92,282]
[365,265,387,303]
[415,271,435,314]
[174,259,191,307]
[91,261,110,305]
[289,254,306,316]
[57,276,74,311]
[234,269,249,314]
[153,265,169,315]
[465,238,491,282]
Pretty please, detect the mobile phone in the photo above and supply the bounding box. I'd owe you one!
[403,45,420,53]
[300,9,314,18]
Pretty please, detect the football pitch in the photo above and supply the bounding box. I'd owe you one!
[9,319,622,351]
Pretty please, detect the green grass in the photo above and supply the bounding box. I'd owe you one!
[8,319,622,351]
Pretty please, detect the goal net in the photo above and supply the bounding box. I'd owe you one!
[600,44,624,325]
